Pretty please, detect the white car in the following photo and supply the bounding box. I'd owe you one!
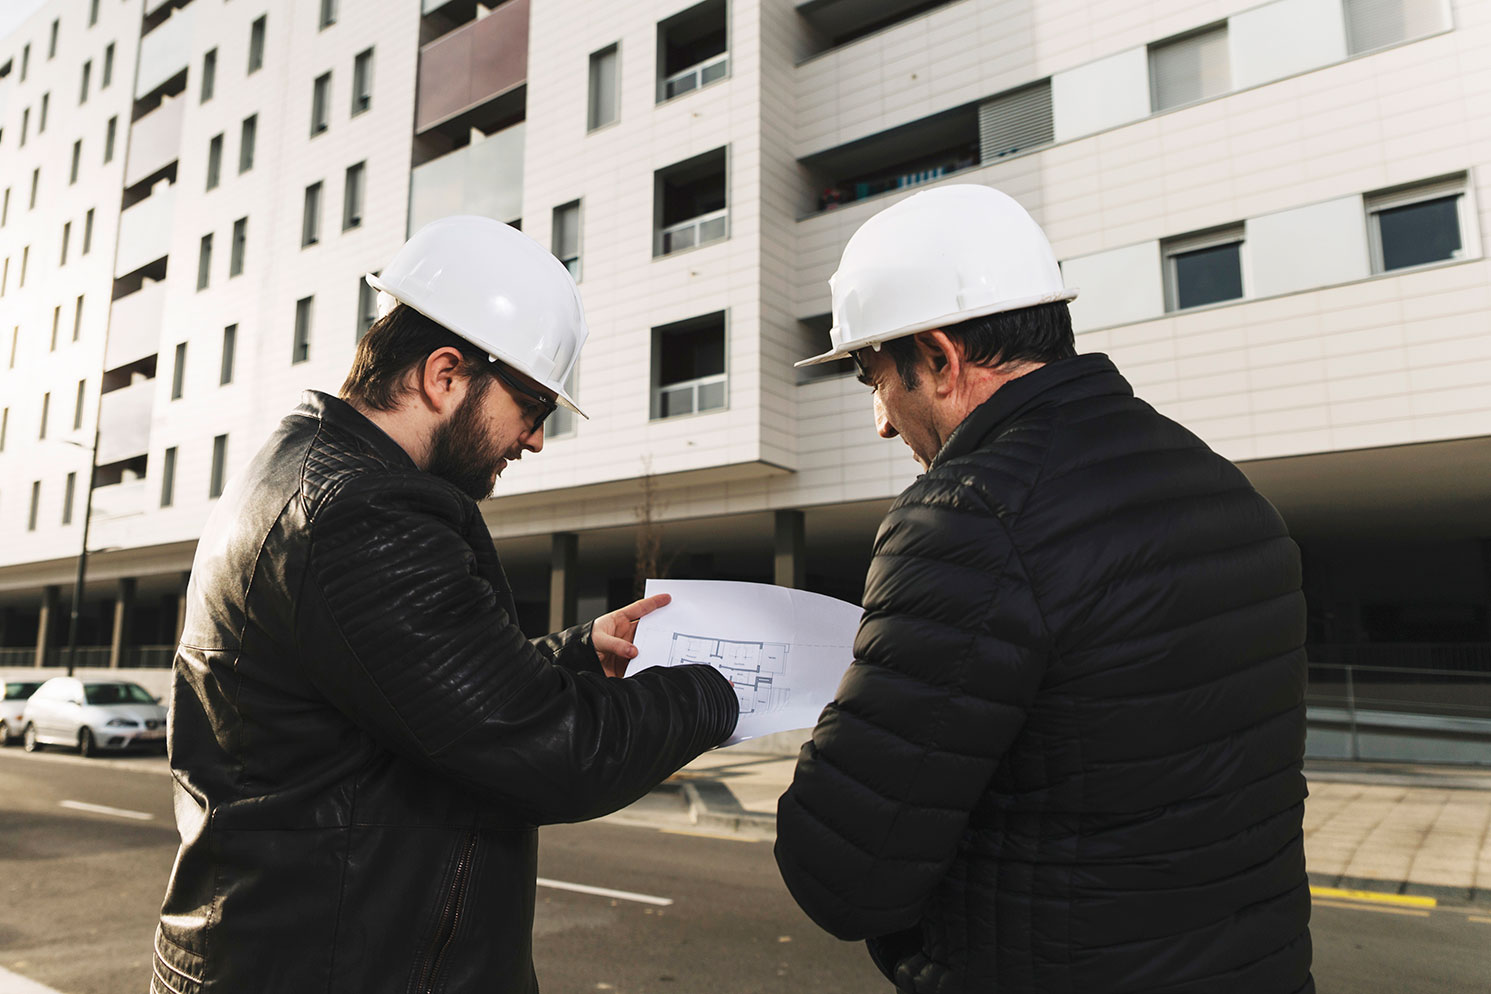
[20,676,168,757]
[1,680,45,744]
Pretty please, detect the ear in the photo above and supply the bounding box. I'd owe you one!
[916,330,962,397]
[418,347,469,415]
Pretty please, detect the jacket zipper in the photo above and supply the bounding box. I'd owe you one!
[414,829,479,994]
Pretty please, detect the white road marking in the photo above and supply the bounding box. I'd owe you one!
[0,965,67,994]
[536,877,673,906]
[59,799,154,821]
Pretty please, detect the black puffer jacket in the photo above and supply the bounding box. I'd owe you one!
[776,354,1312,994]
[151,391,737,994]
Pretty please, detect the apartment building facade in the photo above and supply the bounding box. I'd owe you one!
[1,0,1487,757]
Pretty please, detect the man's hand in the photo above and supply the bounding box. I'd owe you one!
[592,593,672,678]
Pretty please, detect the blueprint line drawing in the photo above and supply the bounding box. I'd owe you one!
[668,634,791,714]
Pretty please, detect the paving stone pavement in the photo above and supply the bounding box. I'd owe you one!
[651,746,1491,906]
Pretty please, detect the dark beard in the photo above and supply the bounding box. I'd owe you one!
[426,377,506,501]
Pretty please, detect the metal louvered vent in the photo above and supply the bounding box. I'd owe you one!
[1343,0,1451,55]
[977,80,1053,164]
[1149,24,1231,112]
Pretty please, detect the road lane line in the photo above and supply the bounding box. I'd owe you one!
[1309,886,1436,909]
[0,965,68,994]
[60,799,154,821]
[1313,898,1430,918]
[536,877,673,906]
[1470,916,1491,925]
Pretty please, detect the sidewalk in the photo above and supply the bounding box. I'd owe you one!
[623,747,1491,907]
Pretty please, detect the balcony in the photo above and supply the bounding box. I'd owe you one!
[408,122,524,233]
[97,380,155,466]
[135,1,196,100]
[125,96,185,189]
[106,279,167,371]
[796,0,958,59]
[416,0,528,134]
[91,478,148,522]
[657,0,728,103]
[115,182,176,278]
[654,147,728,257]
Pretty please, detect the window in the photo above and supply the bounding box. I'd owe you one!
[320,0,338,30]
[239,115,257,173]
[160,447,177,507]
[70,140,82,184]
[654,147,728,256]
[104,116,117,163]
[89,0,99,27]
[79,60,91,104]
[206,134,223,190]
[1,188,8,225]
[553,201,581,279]
[60,221,71,265]
[248,16,266,74]
[103,43,113,87]
[1344,0,1450,55]
[197,234,213,290]
[657,0,728,103]
[651,311,726,419]
[72,380,85,430]
[48,18,59,59]
[73,295,83,341]
[50,307,60,350]
[546,368,579,439]
[355,277,378,341]
[587,44,619,130]
[20,44,29,82]
[1367,176,1468,273]
[201,49,217,102]
[62,472,77,525]
[1149,23,1230,112]
[342,162,365,230]
[1,257,7,295]
[230,217,247,276]
[20,107,28,146]
[171,342,187,399]
[311,72,332,136]
[220,325,237,384]
[302,182,322,246]
[19,246,28,287]
[1164,226,1245,311]
[28,481,41,531]
[83,209,94,253]
[209,435,228,498]
[8,326,16,368]
[40,92,49,132]
[39,392,51,439]
[293,296,313,363]
[351,48,373,115]
[980,80,1053,163]
[30,168,39,208]
[0,408,7,450]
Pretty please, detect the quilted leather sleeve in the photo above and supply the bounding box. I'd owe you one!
[301,471,738,824]
[531,623,604,677]
[775,477,1048,940]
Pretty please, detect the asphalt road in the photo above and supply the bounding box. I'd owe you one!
[2,747,1488,994]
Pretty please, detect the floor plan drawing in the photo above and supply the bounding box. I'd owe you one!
[668,634,791,714]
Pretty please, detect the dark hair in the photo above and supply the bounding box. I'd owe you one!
[878,301,1075,390]
[340,302,491,412]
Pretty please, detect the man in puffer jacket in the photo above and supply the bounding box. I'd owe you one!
[776,185,1313,994]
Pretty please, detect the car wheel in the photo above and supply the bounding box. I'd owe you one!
[78,727,97,758]
[22,723,42,753]
[0,720,9,745]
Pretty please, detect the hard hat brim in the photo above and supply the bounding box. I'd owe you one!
[793,288,1080,367]
[365,273,589,419]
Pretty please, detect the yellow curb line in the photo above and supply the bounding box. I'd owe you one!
[1469,916,1491,925]
[1313,899,1430,918]
[1310,886,1436,909]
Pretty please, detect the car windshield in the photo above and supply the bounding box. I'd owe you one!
[4,682,43,700]
[83,683,157,706]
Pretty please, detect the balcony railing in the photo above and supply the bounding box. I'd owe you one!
[125,96,185,189]
[415,0,529,133]
[91,478,148,521]
[658,208,728,256]
[135,2,196,99]
[97,381,155,465]
[655,373,727,419]
[661,53,728,101]
[106,279,167,371]
[408,123,524,233]
[115,182,176,277]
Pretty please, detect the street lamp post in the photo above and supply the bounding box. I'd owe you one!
[61,427,100,677]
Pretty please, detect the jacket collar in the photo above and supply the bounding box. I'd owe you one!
[932,353,1132,468]
[296,390,419,470]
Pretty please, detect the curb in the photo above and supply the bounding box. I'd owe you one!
[1308,872,1490,909]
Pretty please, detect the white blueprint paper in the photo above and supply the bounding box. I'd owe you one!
[628,579,863,747]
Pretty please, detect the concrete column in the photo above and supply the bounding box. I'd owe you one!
[35,586,60,668]
[175,571,191,644]
[774,509,806,589]
[549,533,579,633]
[108,577,137,669]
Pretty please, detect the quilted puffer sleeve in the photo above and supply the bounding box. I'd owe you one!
[300,472,738,824]
[775,479,1048,940]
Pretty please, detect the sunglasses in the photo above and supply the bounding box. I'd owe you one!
[490,362,558,434]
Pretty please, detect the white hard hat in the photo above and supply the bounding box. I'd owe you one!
[797,184,1077,367]
[366,215,588,417]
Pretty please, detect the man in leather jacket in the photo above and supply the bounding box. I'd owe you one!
[776,187,1312,993]
[150,255,739,990]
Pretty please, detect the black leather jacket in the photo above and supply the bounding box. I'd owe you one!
[151,392,738,994]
